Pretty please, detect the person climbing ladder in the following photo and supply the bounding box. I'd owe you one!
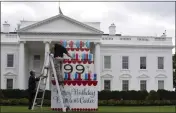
[50,42,72,86]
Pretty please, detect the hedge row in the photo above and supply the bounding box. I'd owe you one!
[1,98,176,106]
[1,89,176,100]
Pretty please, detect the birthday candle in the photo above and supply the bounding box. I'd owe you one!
[74,73,78,80]
[76,53,78,60]
[80,41,83,48]
[84,53,86,60]
[91,54,93,61]
[63,40,67,48]
[82,53,84,61]
[85,73,88,80]
[68,73,71,80]
[88,73,91,80]
[72,52,75,59]
[78,73,81,80]
[60,40,63,46]
[64,73,68,80]
[88,53,91,61]
[86,53,88,60]
[76,40,80,48]
[69,41,73,48]
[94,74,97,80]
[86,41,90,48]
[71,73,74,80]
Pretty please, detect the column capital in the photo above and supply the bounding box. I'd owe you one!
[94,42,101,45]
[43,40,52,44]
[18,41,26,44]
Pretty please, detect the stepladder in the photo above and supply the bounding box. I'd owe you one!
[31,53,71,112]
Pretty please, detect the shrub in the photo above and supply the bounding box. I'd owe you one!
[1,89,176,101]
[0,98,176,106]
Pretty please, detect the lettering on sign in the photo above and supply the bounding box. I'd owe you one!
[64,64,85,74]
[52,87,96,104]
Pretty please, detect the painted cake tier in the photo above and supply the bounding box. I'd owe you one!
[59,40,91,49]
[51,40,97,110]
[51,80,98,86]
[64,49,93,62]
[51,84,98,110]
[51,108,98,111]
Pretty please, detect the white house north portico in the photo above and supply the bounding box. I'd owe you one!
[1,12,174,91]
[17,13,102,90]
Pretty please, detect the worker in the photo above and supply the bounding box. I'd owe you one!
[28,70,40,110]
[50,42,72,86]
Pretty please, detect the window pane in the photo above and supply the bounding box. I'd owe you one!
[122,80,129,91]
[140,57,146,69]
[7,79,13,89]
[7,54,14,67]
[122,56,128,69]
[33,55,41,71]
[104,56,111,69]
[140,80,147,90]
[34,55,40,60]
[158,80,164,89]
[158,57,164,69]
[104,80,111,90]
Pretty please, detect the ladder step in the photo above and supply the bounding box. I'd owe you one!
[38,89,44,92]
[40,83,46,85]
[35,105,42,107]
[44,66,49,69]
[41,76,47,79]
[36,98,43,100]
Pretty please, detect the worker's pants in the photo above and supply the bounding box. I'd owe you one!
[28,91,35,109]
[53,58,70,108]
[53,57,64,84]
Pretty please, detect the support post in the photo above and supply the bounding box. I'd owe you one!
[94,42,101,91]
[18,41,26,89]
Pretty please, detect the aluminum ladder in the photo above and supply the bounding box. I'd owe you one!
[31,53,70,112]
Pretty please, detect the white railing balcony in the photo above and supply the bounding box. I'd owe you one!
[101,35,173,46]
[1,34,19,42]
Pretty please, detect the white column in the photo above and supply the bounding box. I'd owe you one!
[94,42,101,91]
[18,41,26,89]
[44,41,51,90]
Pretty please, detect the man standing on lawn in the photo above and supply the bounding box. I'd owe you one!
[28,70,40,110]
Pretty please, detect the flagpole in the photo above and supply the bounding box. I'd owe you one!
[58,0,60,14]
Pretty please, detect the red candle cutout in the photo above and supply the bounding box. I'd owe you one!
[88,73,91,80]
[86,53,88,60]
[76,53,78,60]
[68,73,71,80]
[78,73,81,80]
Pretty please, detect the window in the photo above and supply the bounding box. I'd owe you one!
[33,55,41,69]
[158,57,164,69]
[122,56,129,69]
[140,57,146,69]
[104,80,111,90]
[158,80,164,89]
[7,54,14,67]
[122,80,129,91]
[34,55,40,60]
[104,56,111,69]
[140,80,147,90]
[6,79,13,89]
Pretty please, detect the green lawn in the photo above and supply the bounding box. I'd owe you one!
[0,106,176,112]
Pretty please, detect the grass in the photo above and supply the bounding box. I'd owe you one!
[0,106,176,112]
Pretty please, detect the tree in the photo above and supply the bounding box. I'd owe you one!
[173,52,176,87]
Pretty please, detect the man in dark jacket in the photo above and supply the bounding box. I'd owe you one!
[28,70,40,110]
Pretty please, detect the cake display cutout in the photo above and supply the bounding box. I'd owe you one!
[51,40,98,111]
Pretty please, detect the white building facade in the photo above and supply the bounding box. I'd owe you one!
[1,14,174,91]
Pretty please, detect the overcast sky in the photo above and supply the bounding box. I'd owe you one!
[1,1,175,52]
